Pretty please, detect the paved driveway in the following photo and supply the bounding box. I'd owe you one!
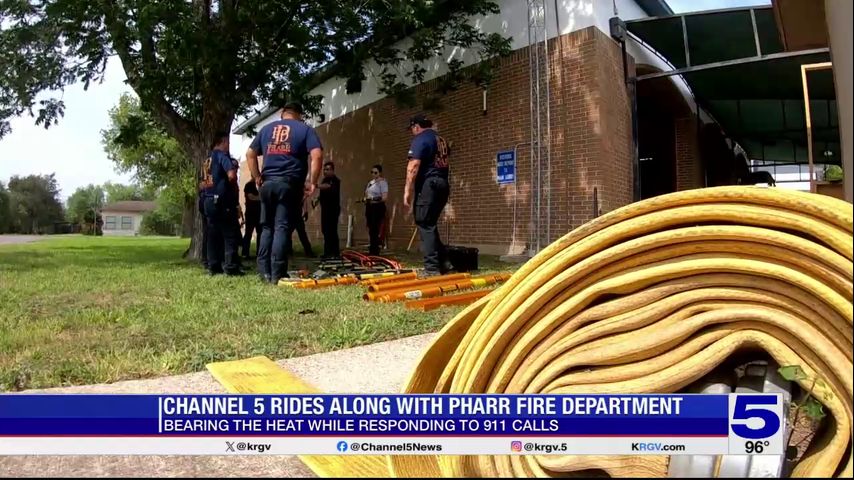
[0,235,44,246]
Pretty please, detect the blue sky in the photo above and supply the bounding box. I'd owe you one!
[0,0,771,201]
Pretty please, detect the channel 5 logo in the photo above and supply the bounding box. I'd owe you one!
[511,441,523,452]
[729,394,782,439]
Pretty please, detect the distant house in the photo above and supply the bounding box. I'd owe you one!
[100,201,156,236]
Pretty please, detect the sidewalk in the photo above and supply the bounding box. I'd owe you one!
[1,333,436,477]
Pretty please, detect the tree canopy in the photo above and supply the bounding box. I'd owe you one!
[1,0,511,256]
[66,184,105,224]
[102,93,194,201]
[0,181,12,233]
[103,181,155,203]
[1,0,510,146]
[4,174,65,233]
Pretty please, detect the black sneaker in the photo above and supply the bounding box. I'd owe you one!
[208,268,224,276]
[259,273,272,284]
[225,270,245,277]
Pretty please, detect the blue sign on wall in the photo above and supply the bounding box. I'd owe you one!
[497,150,516,185]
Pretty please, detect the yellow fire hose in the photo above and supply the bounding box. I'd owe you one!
[209,186,853,478]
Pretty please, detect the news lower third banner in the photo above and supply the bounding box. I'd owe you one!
[0,394,784,456]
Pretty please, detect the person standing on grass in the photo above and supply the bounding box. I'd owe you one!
[198,174,211,270]
[364,164,388,255]
[241,180,262,258]
[203,131,243,276]
[285,196,316,258]
[317,161,341,259]
[246,101,323,284]
[403,114,452,276]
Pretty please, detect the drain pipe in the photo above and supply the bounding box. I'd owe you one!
[513,141,532,254]
[346,214,354,248]
[544,0,553,245]
[528,14,537,257]
[611,17,641,202]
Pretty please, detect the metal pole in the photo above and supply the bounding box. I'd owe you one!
[528,3,536,255]
[802,65,816,193]
[534,11,542,253]
[544,0,552,245]
[513,142,531,254]
[621,34,641,202]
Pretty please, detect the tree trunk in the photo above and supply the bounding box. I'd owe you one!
[184,141,209,261]
[181,197,195,238]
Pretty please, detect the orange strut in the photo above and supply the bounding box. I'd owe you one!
[404,289,494,311]
[362,274,472,301]
[369,273,511,303]
[292,277,360,289]
[366,273,471,293]
[360,271,418,287]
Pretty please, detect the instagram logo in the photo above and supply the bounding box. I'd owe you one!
[511,441,523,452]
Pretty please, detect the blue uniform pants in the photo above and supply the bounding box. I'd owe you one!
[203,196,240,273]
[257,179,302,282]
[414,177,450,273]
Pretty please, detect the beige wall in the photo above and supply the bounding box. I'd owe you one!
[825,0,853,203]
[102,211,144,236]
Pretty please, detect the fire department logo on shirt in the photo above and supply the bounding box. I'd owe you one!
[201,157,214,188]
[435,135,450,168]
[268,124,292,155]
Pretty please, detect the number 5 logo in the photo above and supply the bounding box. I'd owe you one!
[731,395,781,439]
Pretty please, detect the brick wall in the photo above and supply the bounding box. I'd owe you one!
[675,116,705,190]
[240,26,636,256]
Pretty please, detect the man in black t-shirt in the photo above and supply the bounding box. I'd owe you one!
[317,161,341,258]
[241,181,261,258]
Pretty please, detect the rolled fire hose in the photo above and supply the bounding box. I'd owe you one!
[375,186,851,478]
[274,186,851,478]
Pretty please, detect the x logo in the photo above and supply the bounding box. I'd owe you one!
[225,442,235,452]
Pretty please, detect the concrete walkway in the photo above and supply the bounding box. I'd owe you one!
[1,333,437,477]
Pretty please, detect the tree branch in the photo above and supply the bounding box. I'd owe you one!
[101,0,198,147]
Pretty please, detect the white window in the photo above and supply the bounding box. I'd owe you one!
[105,216,117,230]
[121,216,133,230]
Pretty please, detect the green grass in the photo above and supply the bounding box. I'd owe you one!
[0,235,519,391]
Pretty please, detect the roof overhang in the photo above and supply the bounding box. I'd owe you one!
[626,5,839,165]
[233,0,674,136]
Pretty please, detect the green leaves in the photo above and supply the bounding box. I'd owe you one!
[66,184,105,224]
[778,365,830,425]
[778,365,808,382]
[4,174,65,233]
[1,0,510,166]
[801,397,826,421]
[101,93,192,201]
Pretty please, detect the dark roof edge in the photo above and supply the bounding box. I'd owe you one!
[637,0,673,17]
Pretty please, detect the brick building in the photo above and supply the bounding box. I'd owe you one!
[233,0,714,256]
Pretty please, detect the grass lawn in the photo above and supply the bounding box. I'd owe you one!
[0,235,518,391]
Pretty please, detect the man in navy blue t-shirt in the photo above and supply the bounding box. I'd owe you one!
[202,131,242,276]
[246,101,324,284]
[403,114,452,275]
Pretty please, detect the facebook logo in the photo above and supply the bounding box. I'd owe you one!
[336,441,348,452]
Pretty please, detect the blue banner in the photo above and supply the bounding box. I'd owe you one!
[0,394,737,437]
